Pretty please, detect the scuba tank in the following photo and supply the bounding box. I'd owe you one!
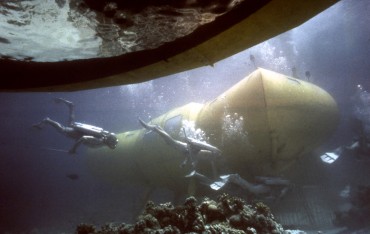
[72,122,106,137]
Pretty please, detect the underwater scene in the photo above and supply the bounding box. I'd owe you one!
[1,0,370,233]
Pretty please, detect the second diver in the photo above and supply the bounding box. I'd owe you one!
[33,98,118,154]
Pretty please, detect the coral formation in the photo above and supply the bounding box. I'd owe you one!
[76,193,286,233]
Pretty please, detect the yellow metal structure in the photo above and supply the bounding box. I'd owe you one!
[0,1,339,91]
[87,68,338,194]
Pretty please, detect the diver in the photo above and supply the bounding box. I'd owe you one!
[349,84,370,159]
[321,84,370,163]
[33,98,118,154]
[138,118,221,170]
[138,118,289,198]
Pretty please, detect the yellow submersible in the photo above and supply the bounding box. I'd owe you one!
[86,68,339,194]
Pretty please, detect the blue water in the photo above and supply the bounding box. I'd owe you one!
[1,0,370,233]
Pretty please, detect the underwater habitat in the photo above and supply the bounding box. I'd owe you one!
[1,0,370,233]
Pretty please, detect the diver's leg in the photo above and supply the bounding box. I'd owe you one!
[44,118,66,133]
[255,176,290,186]
[185,170,213,186]
[255,176,291,199]
[154,127,189,153]
[180,150,196,169]
[54,98,75,125]
[33,117,66,133]
[210,174,270,195]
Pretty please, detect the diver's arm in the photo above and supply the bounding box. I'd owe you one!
[54,98,75,125]
[138,118,156,131]
[188,140,222,155]
[69,136,105,154]
[155,128,188,153]
[138,118,188,152]
[182,128,221,155]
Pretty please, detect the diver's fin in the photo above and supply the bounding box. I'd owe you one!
[320,152,339,164]
[185,170,228,190]
[320,147,343,164]
[210,180,227,190]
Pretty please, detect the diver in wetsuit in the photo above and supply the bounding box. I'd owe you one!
[348,84,370,158]
[138,118,221,169]
[138,118,289,198]
[321,84,370,163]
[33,98,118,154]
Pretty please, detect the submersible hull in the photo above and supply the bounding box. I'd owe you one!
[87,68,338,193]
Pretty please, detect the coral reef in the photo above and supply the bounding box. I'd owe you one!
[76,193,286,234]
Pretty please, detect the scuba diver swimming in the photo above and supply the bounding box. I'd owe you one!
[351,84,370,158]
[138,118,290,199]
[138,117,222,170]
[321,84,370,164]
[33,98,118,154]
